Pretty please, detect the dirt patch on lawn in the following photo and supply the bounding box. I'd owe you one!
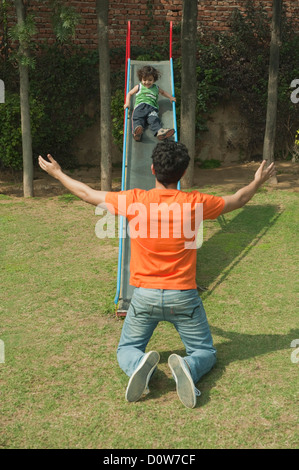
[0,160,298,198]
[193,161,299,193]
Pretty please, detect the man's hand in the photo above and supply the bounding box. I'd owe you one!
[254,160,276,186]
[38,153,107,206]
[221,160,277,215]
[38,154,62,179]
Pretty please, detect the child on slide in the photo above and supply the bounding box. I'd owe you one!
[124,65,176,142]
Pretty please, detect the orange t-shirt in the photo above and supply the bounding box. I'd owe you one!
[105,188,225,289]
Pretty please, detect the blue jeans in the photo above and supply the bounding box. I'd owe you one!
[132,104,162,135]
[117,288,217,385]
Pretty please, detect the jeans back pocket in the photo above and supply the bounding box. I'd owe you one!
[131,303,153,317]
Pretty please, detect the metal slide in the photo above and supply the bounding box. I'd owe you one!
[114,22,178,316]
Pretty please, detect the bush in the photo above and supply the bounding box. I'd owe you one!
[111,88,125,152]
[0,93,46,170]
[0,44,100,170]
[29,44,99,168]
[203,1,299,157]
[198,159,222,169]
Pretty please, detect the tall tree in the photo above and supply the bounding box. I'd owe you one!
[10,1,79,197]
[14,0,34,197]
[262,0,282,184]
[96,0,112,191]
[180,0,198,188]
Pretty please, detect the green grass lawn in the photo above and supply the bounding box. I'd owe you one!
[0,188,298,449]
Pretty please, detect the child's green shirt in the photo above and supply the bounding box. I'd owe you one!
[134,83,159,110]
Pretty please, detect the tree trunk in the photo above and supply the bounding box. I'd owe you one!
[180,0,198,189]
[0,80,4,103]
[14,0,34,197]
[262,0,282,185]
[96,0,112,191]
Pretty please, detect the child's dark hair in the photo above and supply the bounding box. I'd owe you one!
[137,65,161,82]
[151,142,190,187]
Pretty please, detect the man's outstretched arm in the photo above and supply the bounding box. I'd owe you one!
[221,160,276,214]
[38,154,107,207]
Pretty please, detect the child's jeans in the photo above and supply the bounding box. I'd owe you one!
[132,103,162,135]
[117,287,217,385]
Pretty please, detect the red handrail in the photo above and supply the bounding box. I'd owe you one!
[127,21,131,61]
[169,21,173,59]
[124,21,131,103]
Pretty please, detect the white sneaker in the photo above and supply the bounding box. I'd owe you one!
[157,128,175,140]
[168,354,201,409]
[125,351,160,402]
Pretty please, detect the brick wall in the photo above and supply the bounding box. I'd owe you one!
[2,0,298,53]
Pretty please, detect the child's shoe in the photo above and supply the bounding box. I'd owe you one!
[133,125,144,141]
[157,128,175,140]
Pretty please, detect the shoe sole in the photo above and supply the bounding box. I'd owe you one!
[168,354,196,409]
[125,351,160,402]
[133,126,144,141]
[157,129,175,140]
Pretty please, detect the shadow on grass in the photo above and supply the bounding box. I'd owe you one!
[146,326,299,407]
[196,204,282,295]
[142,204,294,406]
[200,326,299,407]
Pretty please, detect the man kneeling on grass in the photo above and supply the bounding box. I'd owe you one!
[39,141,275,409]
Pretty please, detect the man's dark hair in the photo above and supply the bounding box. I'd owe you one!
[137,65,161,82]
[151,141,190,187]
